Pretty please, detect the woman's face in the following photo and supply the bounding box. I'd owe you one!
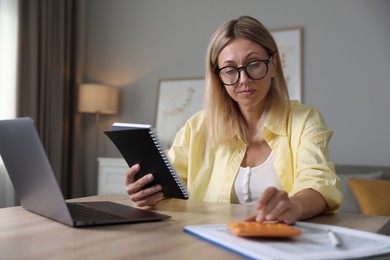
[217,38,276,112]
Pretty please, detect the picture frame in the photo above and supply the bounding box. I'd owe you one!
[155,78,205,149]
[271,27,303,101]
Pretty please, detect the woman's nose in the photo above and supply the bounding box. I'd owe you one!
[238,69,251,85]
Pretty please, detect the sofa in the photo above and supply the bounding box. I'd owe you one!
[335,165,390,216]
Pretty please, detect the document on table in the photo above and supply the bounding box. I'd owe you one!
[184,222,390,260]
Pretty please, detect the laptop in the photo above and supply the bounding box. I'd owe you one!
[0,117,171,227]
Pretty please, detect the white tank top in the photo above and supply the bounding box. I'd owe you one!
[232,152,282,204]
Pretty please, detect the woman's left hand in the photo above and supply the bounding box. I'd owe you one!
[245,187,302,224]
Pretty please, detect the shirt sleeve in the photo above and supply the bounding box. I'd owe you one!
[289,107,343,213]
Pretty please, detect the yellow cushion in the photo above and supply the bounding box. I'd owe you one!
[349,178,390,216]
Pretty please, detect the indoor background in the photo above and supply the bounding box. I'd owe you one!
[1,0,389,201]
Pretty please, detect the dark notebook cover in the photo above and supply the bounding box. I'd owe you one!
[104,123,189,200]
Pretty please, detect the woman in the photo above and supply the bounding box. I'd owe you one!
[125,16,343,224]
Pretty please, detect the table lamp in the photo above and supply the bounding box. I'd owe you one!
[78,83,119,157]
[78,83,119,122]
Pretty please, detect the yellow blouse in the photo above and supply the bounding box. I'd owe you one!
[167,101,343,212]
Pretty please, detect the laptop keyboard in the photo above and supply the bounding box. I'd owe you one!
[67,203,126,222]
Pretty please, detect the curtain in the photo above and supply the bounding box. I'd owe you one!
[17,0,85,198]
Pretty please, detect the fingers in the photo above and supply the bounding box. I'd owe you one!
[264,200,296,224]
[125,164,164,207]
[244,216,256,222]
[130,188,165,207]
[125,172,154,195]
[275,208,297,224]
[255,187,285,221]
[254,187,298,224]
[256,187,281,212]
[125,164,140,186]
[125,164,155,195]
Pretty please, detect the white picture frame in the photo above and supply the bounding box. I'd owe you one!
[271,28,303,101]
[155,78,205,149]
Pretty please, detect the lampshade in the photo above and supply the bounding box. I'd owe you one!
[78,84,119,115]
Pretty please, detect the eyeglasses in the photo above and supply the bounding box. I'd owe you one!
[215,56,273,86]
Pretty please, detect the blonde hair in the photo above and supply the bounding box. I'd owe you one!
[204,16,290,147]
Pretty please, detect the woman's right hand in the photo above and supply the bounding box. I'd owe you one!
[125,164,165,207]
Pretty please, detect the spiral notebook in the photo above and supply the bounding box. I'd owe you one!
[104,122,189,200]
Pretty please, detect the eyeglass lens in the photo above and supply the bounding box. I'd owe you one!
[218,60,269,86]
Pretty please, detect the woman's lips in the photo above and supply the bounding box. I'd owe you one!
[238,89,255,96]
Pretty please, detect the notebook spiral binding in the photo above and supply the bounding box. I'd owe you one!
[150,128,190,199]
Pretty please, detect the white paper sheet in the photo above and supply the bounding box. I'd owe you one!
[184,222,390,260]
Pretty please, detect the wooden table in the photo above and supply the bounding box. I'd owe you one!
[1,194,389,259]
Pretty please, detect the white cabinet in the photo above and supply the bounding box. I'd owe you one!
[0,158,15,207]
[97,157,128,195]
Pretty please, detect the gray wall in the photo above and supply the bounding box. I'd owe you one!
[82,0,390,195]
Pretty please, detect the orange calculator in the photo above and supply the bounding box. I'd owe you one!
[228,221,302,238]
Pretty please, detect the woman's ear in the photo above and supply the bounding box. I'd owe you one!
[270,52,278,78]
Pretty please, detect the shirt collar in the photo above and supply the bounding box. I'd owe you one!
[263,103,290,136]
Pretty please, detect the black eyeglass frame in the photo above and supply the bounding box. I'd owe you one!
[214,55,273,86]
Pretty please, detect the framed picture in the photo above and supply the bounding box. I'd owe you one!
[155,78,205,149]
[271,28,303,101]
